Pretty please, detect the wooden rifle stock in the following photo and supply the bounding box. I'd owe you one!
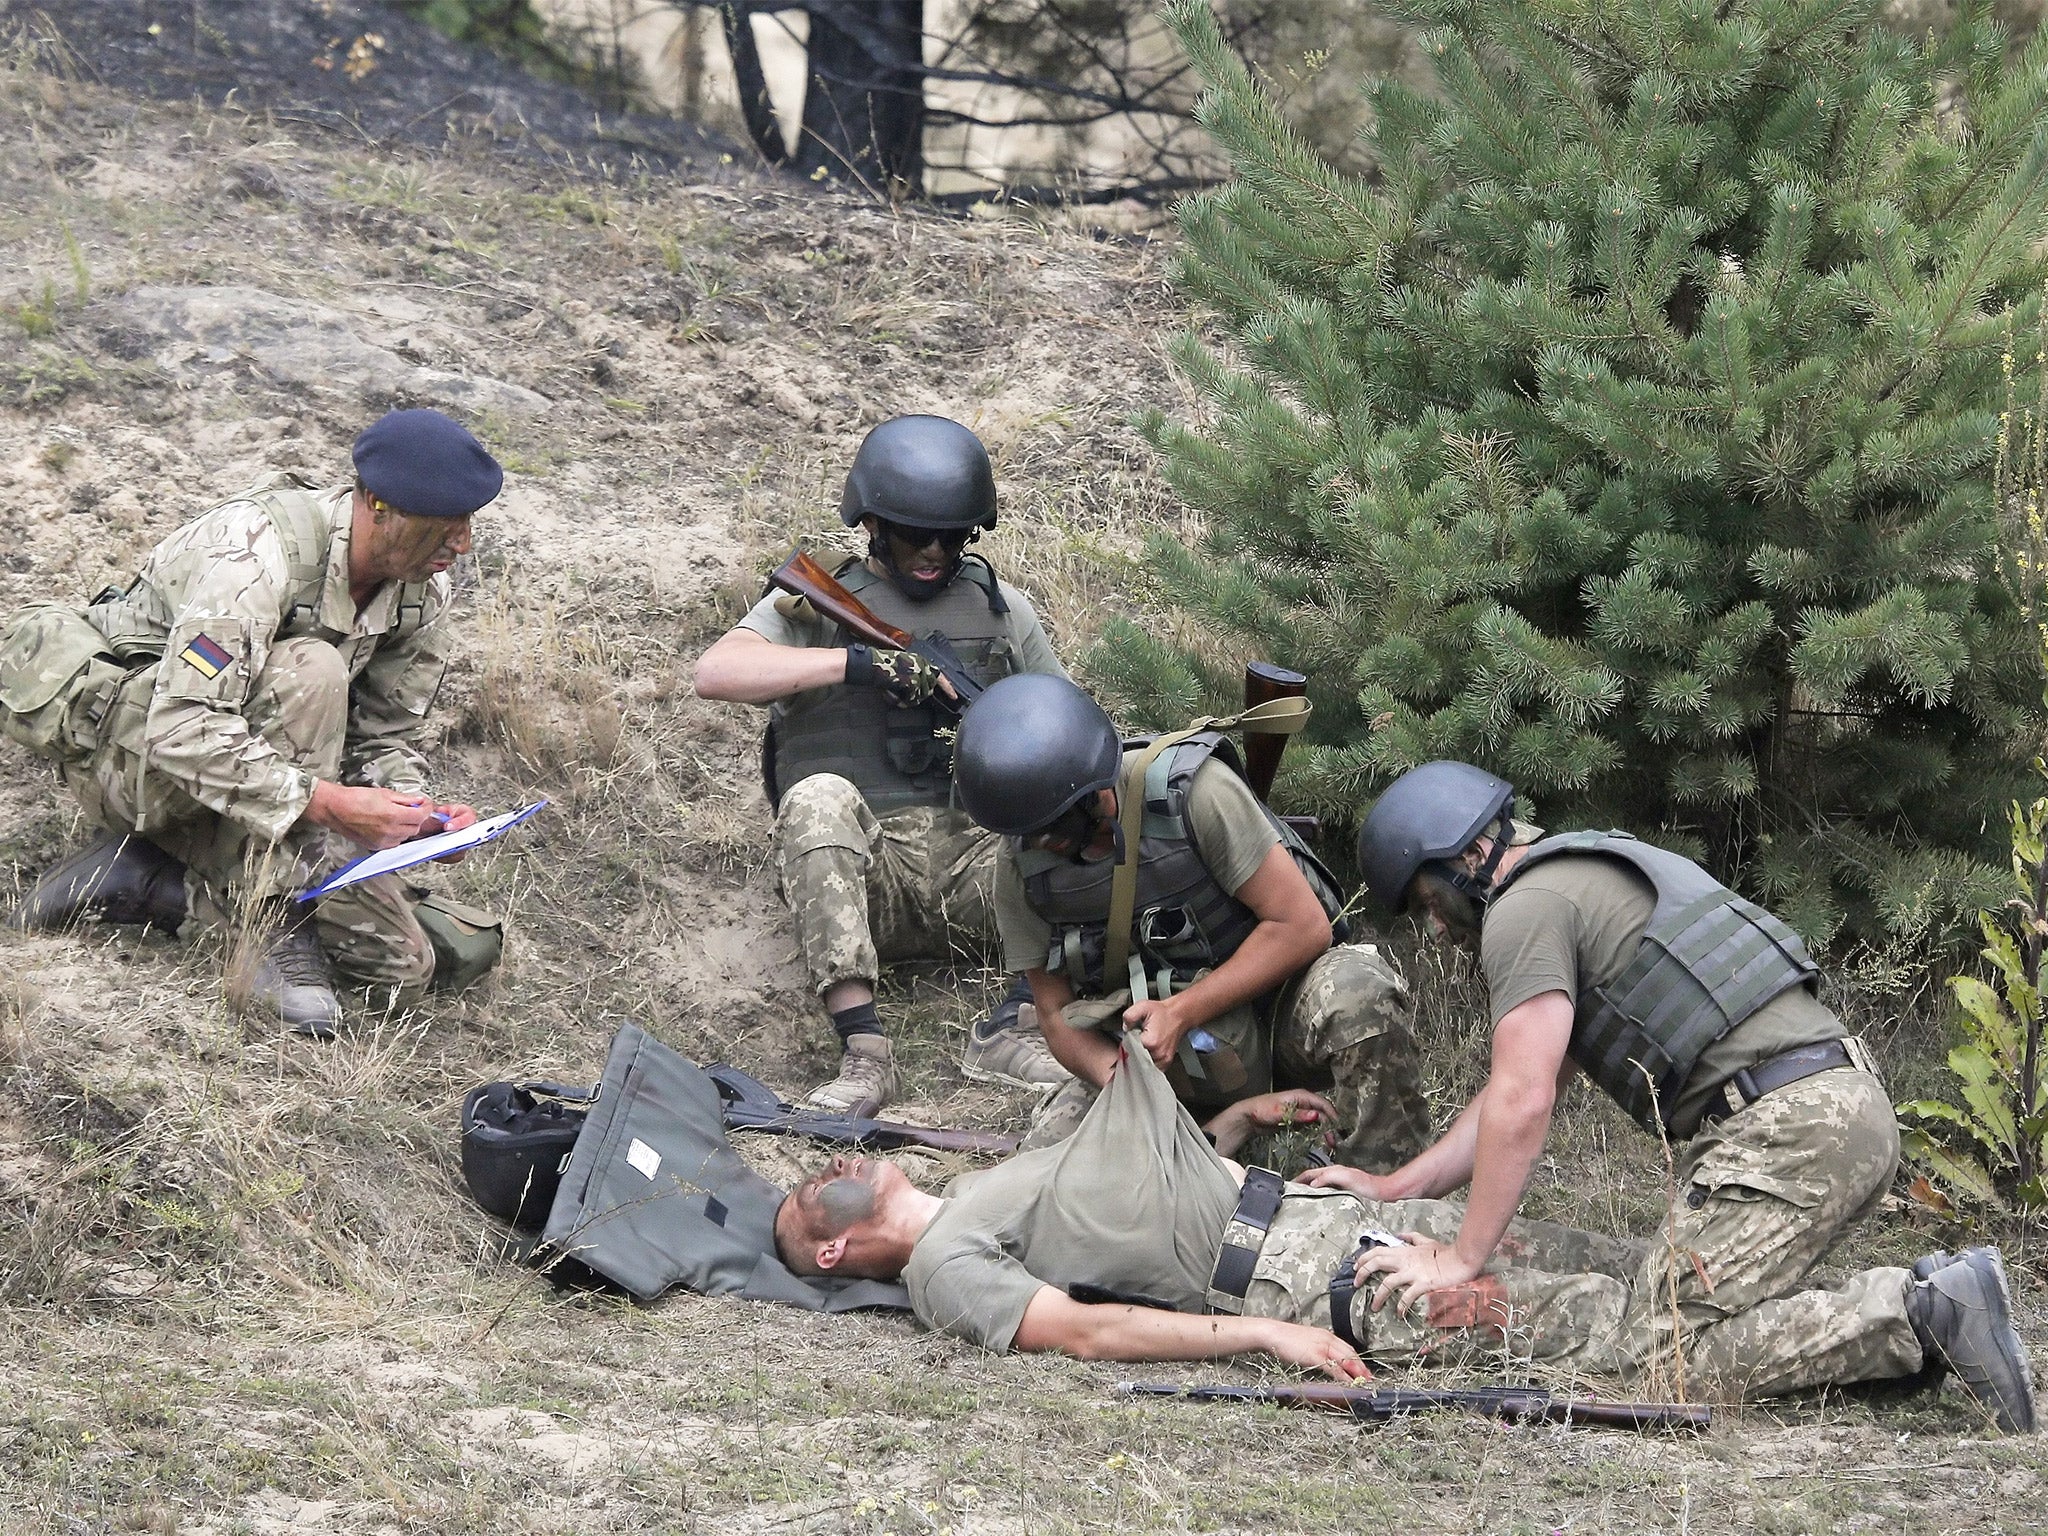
[1243,660,1316,838]
[765,548,984,715]
[768,549,914,651]
[1116,1381,1710,1432]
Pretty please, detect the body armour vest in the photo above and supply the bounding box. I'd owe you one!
[85,474,435,659]
[1493,831,1822,1134]
[1015,732,1349,1003]
[764,554,1019,814]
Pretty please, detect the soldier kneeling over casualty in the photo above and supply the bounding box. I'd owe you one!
[1283,761,2031,1429]
[776,1028,2034,1429]
[694,416,1071,1115]
[949,672,1431,1170]
[0,409,504,1039]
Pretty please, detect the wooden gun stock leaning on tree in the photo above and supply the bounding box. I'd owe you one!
[1242,660,1319,840]
[707,1063,1019,1156]
[1116,1381,1710,1432]
[767,549,984,716]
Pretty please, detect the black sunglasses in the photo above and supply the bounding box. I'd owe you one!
[881,519,973,553]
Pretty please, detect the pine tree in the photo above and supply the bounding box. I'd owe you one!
[1098,0,2048,944]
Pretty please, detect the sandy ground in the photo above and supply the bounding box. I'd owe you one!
[0,29,2044,1536]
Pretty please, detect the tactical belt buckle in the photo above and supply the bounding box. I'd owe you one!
[1207,1166,1284,1315]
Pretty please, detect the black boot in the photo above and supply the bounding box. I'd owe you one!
[10,832,188,934]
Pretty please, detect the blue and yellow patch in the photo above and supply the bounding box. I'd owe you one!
[178,633,234,679]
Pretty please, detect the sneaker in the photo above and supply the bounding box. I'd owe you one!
[801,1034,896,1118]
[11,831,188,933]
[960,975,1071,1091]
[244,911,343,1040]
[1907,1245,2038,1433]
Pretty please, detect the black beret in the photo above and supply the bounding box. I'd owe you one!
[351,409,504,518]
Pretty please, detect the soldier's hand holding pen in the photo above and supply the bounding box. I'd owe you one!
[303,781,455,851]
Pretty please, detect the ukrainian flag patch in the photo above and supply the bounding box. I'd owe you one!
[178,633,234,679]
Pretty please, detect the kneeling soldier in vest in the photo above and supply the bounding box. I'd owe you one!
[1298,761,2035,1429]
[0,409,503,1039]
[694,416,1071,1115]
[949,673,1431,1171]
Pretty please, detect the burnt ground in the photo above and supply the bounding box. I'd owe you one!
[6,0,738,175]
[0,22,2043,1536]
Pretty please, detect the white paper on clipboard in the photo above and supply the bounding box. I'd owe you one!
[296,800,547,902]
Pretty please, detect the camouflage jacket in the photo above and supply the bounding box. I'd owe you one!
[85,475,452,842]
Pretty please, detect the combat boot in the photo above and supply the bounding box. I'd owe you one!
[961,974,1072,1091]
[801,1034,896,1118]
[244,910,344,1041]
[10,832,188,934]
[1907,1245,2038,1433]
[1018,1077,1098,1150]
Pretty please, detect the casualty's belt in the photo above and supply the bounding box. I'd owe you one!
[1206,1166,1284,1315]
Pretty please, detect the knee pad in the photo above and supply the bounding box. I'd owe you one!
[773,773,873,860]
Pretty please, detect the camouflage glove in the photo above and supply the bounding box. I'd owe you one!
[845,643,942,708]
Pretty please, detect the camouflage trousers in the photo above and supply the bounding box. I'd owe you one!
[1024,943,1431,1172]
[770,773,998,995]
[60,636,434,991]
[1242,1068,1922,1401]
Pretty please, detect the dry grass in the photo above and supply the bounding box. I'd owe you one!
[0,43,2041,1536]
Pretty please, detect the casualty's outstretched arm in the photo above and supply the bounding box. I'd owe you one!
[1012,1287,1367,1381]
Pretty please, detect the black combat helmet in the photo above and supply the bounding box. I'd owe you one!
[838,415,998,532]
[954,674,1122,837]
[1356,761,1516,910]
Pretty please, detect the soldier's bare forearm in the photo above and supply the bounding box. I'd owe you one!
[693,630,848,704]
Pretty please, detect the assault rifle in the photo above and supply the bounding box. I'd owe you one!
[767,549,983,715]
[707,1062,1019,1156]
[1116,1381,1710,1432]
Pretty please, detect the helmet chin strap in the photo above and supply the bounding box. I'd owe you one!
[1447,805,1517,906]
[868,525,962,604]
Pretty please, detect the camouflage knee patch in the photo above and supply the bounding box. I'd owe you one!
[1278,945,1430,1172]
[772,775,881,994]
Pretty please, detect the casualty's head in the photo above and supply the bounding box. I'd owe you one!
[952,674,1124,861]
[350,408,503,585]
[839,415,997,603]
[773,1153,917,1280]
[1355,760,1521,948]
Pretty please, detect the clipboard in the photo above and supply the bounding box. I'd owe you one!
[296,800,547,902]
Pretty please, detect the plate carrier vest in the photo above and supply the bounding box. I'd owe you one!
[86,473,437,660]
[1015,731,1349,1004]
[1494,831,1822,1133]
[763,554,1019,813]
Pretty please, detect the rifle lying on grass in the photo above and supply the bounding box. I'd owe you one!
[707,1062,1019,1156]
[1117,1381,1711,1432]
[768,549,984,714]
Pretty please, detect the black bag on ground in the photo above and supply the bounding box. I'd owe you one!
[460,1023,909,1314]
[460,1081,591,1230]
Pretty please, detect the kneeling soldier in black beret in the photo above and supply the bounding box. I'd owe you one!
[1,408,504,1037]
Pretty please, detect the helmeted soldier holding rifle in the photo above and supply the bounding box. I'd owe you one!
[694,416,1070,1114]
[949,672,1430,1170]
[1295,761,2035,1428]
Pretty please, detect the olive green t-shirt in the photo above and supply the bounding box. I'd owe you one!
[1481,852,1843,1136]
[993,757,1281,976]
[903,1043,1241,1351]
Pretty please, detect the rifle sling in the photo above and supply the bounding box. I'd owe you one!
[1100,697,1314,991]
